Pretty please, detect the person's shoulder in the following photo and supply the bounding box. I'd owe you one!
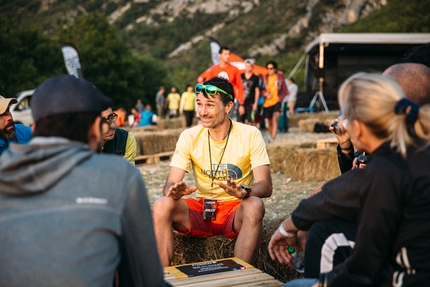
[228,63,240,72]
[14,124,32,141]
[91,153,139,174]
[116,128,129,136]
[232,121,260,134]
[182,124,204,135]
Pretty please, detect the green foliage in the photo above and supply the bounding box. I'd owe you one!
[0,19,64,97]
[56,14,169,111]
[341,0,430,32]
[124,12,225,59]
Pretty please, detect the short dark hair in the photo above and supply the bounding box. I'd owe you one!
[266,60,278,70]
[33,112,100,144]
[185,84,192,90]
[403,43,430,68]
[219,46,230,54]
[202,77,234,105]
[289,77,295,83]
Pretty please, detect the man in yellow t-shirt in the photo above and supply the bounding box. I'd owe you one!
[166,86,181,118]
[179,84,196,127]
[153,77,272,267]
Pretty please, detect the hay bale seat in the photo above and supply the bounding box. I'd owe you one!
[267,142,340,182]
[130,128,184,156]
[289,110,339,128]
[172,218,301,283]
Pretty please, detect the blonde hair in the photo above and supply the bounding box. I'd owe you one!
[338,72,430,158]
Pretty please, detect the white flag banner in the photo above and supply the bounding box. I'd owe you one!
[60,43,83,79]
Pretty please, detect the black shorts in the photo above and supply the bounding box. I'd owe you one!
[263,102,281,119]
[238,104,254,123]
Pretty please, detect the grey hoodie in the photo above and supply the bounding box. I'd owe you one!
[0,137,165,287]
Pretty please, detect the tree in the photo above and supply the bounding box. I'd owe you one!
[0,19,64,97]
[56,13,169,111]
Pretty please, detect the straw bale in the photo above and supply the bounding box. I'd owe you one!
[171,217,301,283]
[267,145,340,181]
[289,111,339,127]
[130,128,183,155]
[298,119,320,132]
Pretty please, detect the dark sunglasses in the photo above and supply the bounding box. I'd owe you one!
[195,84,233,100]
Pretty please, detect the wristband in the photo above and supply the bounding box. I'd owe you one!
[278,224,296,238]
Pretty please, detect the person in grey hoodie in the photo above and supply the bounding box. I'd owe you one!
[0,75,167,287]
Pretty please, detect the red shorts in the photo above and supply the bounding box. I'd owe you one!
[177,198,241,239]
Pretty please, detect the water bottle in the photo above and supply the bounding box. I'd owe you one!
[288,246,305,273]
[356,152,367,169]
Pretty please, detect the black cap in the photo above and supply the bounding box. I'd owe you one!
[32,75,112,121]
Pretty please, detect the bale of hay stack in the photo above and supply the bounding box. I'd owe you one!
[298,118,320,132]
[171,217,301,283]
[130,128,183,155]
[289,111,339,127]
[267,145,340,181]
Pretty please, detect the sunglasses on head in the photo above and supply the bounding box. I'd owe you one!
[195,84,233,100]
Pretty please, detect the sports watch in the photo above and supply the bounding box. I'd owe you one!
[240,184,252,199]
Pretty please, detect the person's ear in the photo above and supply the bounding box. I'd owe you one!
[351,119,365,144]
[31,123,36,133]
[88,117,102,151]
[225,101,234,114]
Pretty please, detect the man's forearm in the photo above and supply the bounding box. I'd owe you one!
[248,180,272,198]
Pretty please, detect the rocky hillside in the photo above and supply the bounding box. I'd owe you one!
[3,0,427,90]
[3,0,387,62]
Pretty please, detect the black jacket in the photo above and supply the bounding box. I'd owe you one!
[325,142,430,286]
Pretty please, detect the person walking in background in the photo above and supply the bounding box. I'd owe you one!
[262,61,288,142]
[239,58,260,125]
[207,46,245,118]
[180,84,196,127]
[0,75,167,287]
[155,86,166,118]
[135,99,144,113]
[0,96,32,156]
[287,78,298,115]
[166,86,181,119]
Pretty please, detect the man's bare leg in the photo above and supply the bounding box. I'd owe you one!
[232,197,265,263]
[152,196,191,266]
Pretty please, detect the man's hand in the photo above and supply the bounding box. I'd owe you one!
[238,105,245,116]
[268,228,298,265]
[217,177,245,199]
[165,181,196,200]
[329,118,352,151]
[297,231,308,253]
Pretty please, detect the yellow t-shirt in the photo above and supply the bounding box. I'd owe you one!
[180,91,196,112]
[263,74,279,108]
[167,93,181,110]
[125,132,137,164]
[170,121,270,201]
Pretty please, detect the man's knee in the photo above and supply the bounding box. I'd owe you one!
[241,197,265,220]
[153,196,180,220]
